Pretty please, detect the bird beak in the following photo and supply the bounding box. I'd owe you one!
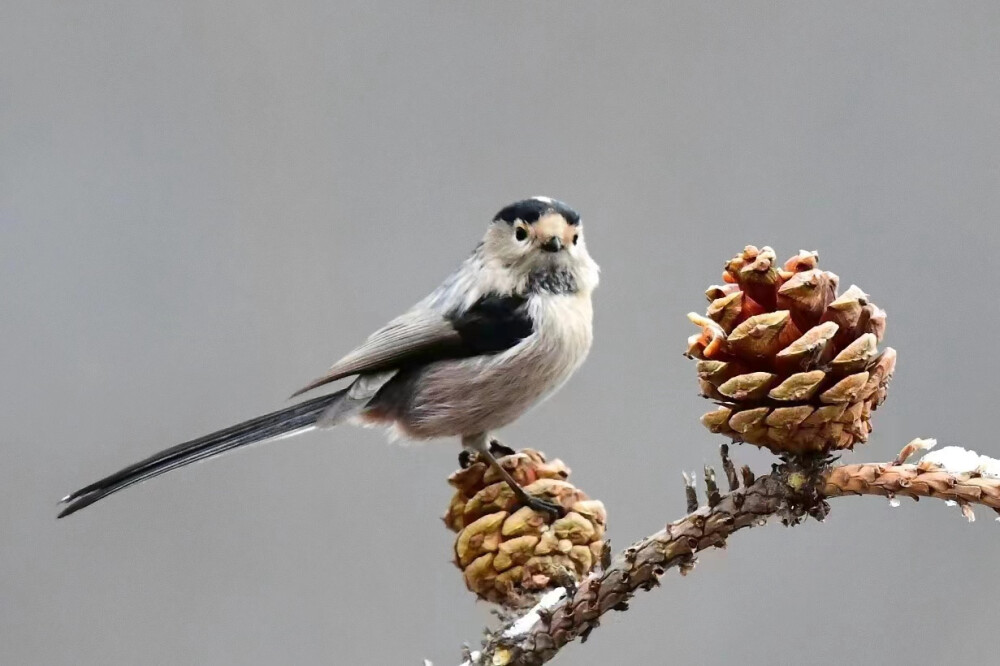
[540,236,563,253]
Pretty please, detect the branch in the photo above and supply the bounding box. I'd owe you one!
[461,455,820,666]
[459,443,1000,666]
[824,462,1000,518]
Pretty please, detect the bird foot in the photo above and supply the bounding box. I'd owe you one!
[520,491,565,517]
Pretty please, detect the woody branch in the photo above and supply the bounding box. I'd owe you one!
[458,441,1000,666]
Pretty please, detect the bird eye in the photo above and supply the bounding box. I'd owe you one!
[572,234,579,245]
[515,226,528,242]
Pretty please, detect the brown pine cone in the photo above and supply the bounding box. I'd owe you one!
[444,446,606,607]
[687,246,896,456]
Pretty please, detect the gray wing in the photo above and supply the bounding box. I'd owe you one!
[290,290,535,398]
[290,310,463,397]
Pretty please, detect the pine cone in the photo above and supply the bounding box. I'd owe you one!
[444,446,606,607]
[687,246,896,456]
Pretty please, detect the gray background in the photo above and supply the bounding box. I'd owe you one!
[3,2,998,664]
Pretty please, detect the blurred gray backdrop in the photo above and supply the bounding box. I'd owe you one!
[3,2,999,664]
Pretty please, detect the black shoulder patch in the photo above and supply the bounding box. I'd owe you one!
[448,294,533,354]
[493,198,581,226]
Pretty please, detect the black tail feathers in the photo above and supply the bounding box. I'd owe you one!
[58,391,345,518]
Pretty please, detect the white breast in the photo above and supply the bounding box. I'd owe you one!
[523,292,594,388]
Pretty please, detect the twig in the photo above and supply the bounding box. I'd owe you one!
[465,463,811,666]
[720,444,739,492]
[824,462,1000,517]
[681,471,698,514]
[703,465,721,507]
[459,445,1000,666]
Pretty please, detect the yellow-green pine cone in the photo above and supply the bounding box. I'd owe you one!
[444,448,607,607]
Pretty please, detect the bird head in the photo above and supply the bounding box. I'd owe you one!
[481,196,599,294]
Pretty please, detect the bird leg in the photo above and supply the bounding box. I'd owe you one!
[462,434,565,516]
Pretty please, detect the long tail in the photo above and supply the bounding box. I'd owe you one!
[58,391,346,518]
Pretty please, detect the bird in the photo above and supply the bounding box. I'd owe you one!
[58,196,599,519]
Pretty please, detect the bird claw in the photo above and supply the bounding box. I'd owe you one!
[522,493,565,517]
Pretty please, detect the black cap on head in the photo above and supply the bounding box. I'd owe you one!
[493,197,580,226]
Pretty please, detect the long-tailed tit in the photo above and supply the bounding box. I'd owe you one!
[59,197,599,518]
